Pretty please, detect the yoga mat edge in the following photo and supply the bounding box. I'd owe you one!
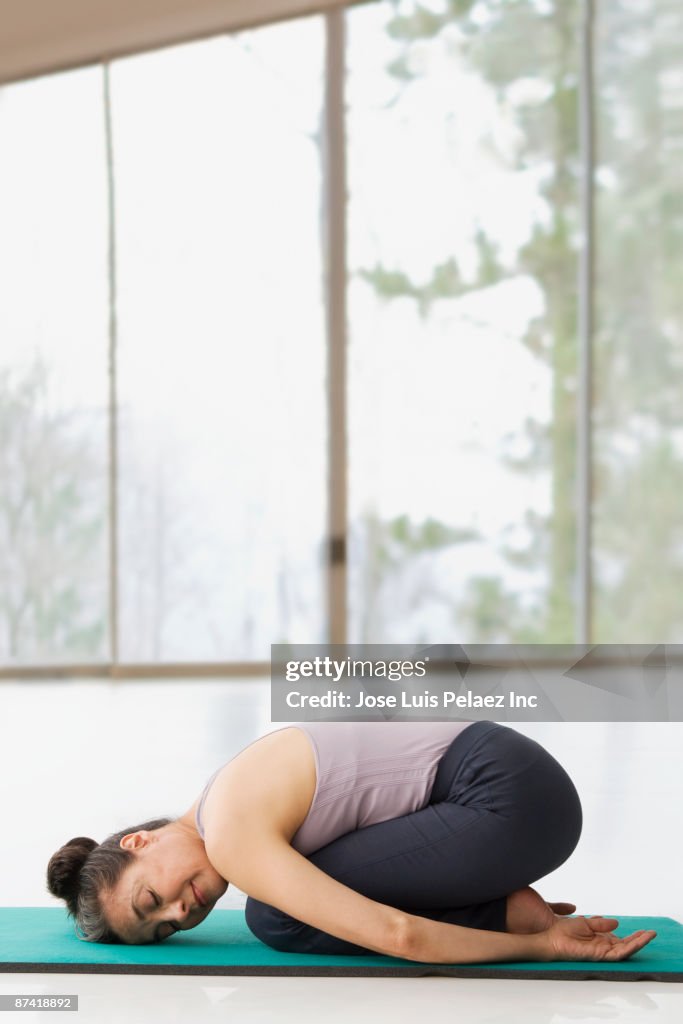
[1,910,680,982]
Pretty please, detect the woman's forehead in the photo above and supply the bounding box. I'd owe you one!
[102,869,142,941]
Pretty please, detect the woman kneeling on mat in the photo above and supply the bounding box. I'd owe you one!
[47,720,656,963]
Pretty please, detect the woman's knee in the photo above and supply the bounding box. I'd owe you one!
[562,775,583,857]
[535,767,583,874]
[244,896,309,952]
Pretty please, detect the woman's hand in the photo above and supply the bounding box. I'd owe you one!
[540,914,657,962]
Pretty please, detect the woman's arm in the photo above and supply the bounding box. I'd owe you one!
[206,825,656,964]
[206,828,407,957]
[405,912,656,965]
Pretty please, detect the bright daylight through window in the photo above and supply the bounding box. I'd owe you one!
[0,0,681,667]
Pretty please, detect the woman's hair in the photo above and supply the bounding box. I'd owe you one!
[46,818,173,943]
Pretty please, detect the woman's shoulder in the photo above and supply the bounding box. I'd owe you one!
[197,726,317,844]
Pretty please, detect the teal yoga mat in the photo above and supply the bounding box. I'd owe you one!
[1,909,681,980]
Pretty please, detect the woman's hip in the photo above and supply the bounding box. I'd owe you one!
[430,721,583,855]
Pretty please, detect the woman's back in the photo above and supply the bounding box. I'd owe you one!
[196,720,474,853]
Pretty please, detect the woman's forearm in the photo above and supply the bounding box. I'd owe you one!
[400,913,548,965]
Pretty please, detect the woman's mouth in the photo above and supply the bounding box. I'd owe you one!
[191,881,206,907]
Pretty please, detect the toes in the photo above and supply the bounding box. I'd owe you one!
[548,902,576,916]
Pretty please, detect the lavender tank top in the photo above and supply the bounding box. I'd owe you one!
[195,720,474,855]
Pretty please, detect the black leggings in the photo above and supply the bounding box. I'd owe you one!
[245,721,583,955]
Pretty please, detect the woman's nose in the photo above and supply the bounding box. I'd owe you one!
[170,898,190,921]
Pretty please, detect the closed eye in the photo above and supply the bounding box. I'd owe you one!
[147,891,178,942]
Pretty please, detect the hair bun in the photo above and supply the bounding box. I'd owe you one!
[47,837,98,904]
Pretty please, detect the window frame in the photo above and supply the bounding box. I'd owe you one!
[0,0,599,677]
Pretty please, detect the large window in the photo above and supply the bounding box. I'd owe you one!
[0,68,110,663]
[0,0,681,668]
[112,24,327,660]
[347,1,578,643]
[592,0,683,641]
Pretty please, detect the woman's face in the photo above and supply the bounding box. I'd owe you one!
[101,824,229,944]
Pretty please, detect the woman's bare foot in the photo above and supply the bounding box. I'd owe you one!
[506,886,577,934]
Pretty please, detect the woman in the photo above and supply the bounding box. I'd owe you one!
[47,720,656,964]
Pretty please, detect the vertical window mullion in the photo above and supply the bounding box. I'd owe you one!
[324,8,348,645]
[103,63,120,668]
[577,0,595,645]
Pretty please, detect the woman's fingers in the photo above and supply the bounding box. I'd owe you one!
[603,929,657,961]
[548,916,657,962]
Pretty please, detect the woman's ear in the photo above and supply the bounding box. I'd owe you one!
[119,830,151,851]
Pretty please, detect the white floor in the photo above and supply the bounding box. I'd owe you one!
[0,679,681,1021]
[0,973,681,1024]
